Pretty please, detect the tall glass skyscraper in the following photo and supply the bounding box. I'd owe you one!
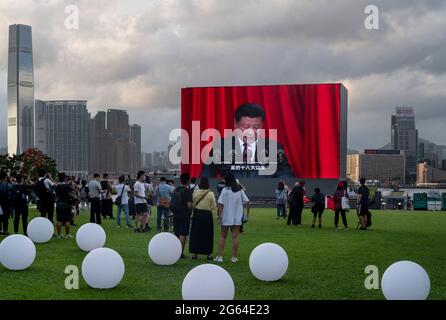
[391,107,418,183]
[7,24,34,155]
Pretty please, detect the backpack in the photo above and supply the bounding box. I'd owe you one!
[10,184,27,206]
[34,179,55,202]
[79,186,88,199]
[276,189,287,205]
[170,186,185,215]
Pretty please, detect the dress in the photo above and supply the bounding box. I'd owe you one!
[189,189,217,255]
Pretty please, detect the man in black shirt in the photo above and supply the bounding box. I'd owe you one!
[55,172,76,238]
[172,173,193,258]
[357,178,370,230]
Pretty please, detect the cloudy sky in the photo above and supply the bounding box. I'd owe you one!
[1,0,445,152]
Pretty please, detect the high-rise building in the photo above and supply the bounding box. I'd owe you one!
[391,107,418,183]
[89,111,108,174]
[107,109,130,175]
[417,162,446,185]
[35,100,90,177]
[142,152,153,168]
[347,149,406,185]
[7,24,34,155]
[89,109,141,176]
[130,124,141,173]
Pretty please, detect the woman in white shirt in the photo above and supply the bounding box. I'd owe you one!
[214,174,249,263]
[115,175,131,228]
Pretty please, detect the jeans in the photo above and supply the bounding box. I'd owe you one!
[79,199,89,214]
[157,205,171,231]
[116,204,130,226]
[335,208,348,228]
[276,204,286,218]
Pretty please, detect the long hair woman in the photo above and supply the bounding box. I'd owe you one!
[214,174,249,263]
[275,181,287,220]
[333,182,348,230]
[189,177,217,260]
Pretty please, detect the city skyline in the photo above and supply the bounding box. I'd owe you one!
[1,1,446,153]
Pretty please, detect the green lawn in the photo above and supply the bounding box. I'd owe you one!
[0,207,445,300]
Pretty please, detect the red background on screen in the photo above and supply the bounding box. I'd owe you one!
[181,83,341,178]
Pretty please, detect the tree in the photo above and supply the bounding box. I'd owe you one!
[0,148,58,180]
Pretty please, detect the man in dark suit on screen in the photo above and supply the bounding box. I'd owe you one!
[201,103,293,178]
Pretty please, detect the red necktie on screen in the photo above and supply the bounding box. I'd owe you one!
[243,143,248,163]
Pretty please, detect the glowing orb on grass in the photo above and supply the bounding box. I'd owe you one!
[81,247,125,289]
[0,234,36,270]
[27,217,54,243]
[381,261,430,300]
[182,264,235,300]
[76,223,106,252]
[148,232,182,265]
[249,243,288,281]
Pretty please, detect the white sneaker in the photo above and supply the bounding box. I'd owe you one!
[214,256,223,263]
[116,225,121,228]
[57,234,63,239]
[65,234,73,239]
[230,257,239,263]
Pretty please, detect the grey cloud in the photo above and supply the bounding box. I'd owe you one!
[0,0,446,153]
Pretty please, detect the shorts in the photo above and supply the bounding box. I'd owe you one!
[173,217,190,237]
[56,207,72,223]
[311,205,324,218]
[135,203,148,215]
[358,203,369,216]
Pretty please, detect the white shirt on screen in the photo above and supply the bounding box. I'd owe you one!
[237,136,256,163]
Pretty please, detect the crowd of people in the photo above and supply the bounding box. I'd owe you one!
[0,168,252,263]
[0,168,371,264]
[274,178,371,230]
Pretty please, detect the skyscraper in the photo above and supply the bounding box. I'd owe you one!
[89,109,141,176]
[130,124,141,173]
[7,24,34,155]
[391,107,418,183]
[35,100,90,177]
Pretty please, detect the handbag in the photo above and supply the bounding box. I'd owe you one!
[159,198,171,208]
[114,185,126,206]
[193,190,210,209]
[191,190,210,219]
[341,196,350,210]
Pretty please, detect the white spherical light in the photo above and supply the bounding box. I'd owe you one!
[0,234,36,270]
[182,264,235,300]
[76,223,106,252]
[381,261,430,300]
[27,217,54,243]
[148,232,182,265]
[81,247,125,289]
[249,243,288,281]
